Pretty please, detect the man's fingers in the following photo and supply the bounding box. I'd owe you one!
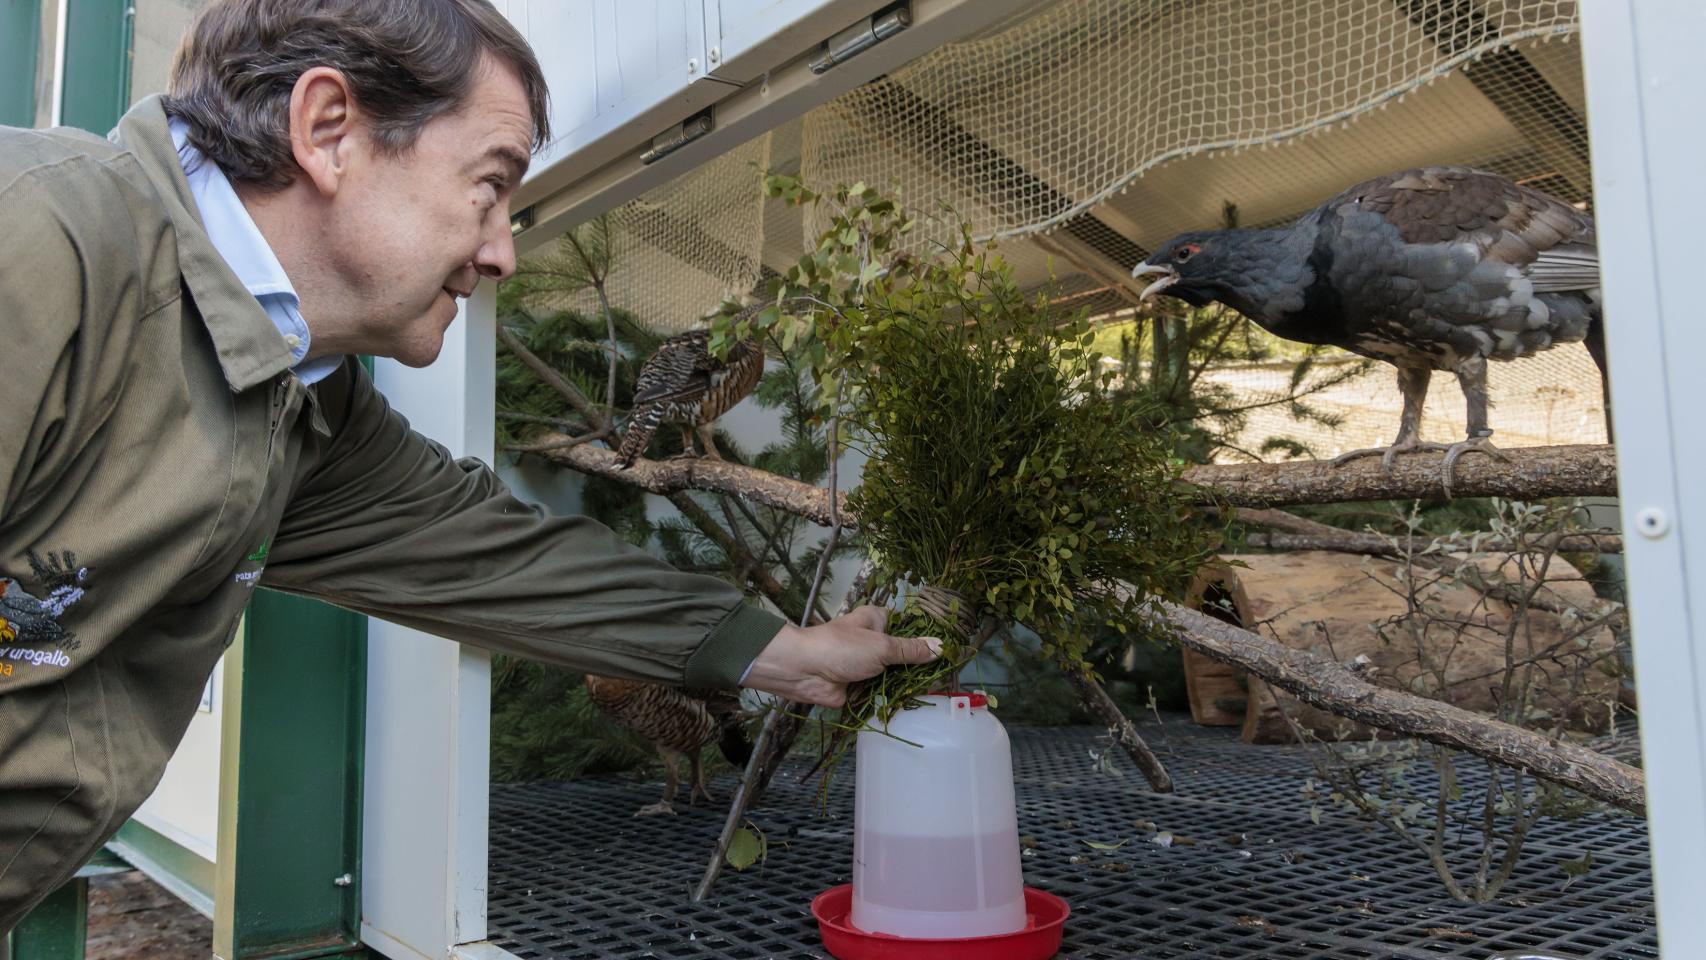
[889,634,943,665]
[848,604,889,633]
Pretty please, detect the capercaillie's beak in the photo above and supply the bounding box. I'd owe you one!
[1130,262,1178,301]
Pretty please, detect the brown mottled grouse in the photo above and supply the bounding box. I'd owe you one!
[614,329,765,468]
[1132,166,1604,496]
[583,676,754,816]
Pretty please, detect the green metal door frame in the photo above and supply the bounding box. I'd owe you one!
[215,591,368,960]
[57,0,132,133]
[0,0,42,126]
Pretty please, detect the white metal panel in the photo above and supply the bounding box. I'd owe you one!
[130,658,225,865]
[709,0,888,83]
[361,287,498,960]
[516,0,726,198]
[513,0,1037,252]
[1580,0,1706,952]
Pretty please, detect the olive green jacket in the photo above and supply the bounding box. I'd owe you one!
[0,97,782,920]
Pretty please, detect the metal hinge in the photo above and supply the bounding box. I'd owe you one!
[809,4,912,74]
[640,111,715,165]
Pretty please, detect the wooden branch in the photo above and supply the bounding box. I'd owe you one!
[536,438,1638,811]
[1062,665,1174,792]
[539,441,845,525]
[534,441,1618,528]
[1192,444,1616,506]
[1242,529,1623,556]
[1157,600,1645,814]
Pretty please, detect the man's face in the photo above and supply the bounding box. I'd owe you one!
[328,57,531,366]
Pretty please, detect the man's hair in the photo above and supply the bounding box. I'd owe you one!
[163,0,550,190]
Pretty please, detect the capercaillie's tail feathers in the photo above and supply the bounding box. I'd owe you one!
[717,716,754,768]
[615,403,664,468]
[1584,314,1613,442]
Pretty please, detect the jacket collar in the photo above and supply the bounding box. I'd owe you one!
[113,96,295,393]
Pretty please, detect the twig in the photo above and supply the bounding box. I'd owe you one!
[725,496,832,624]
[1231,507,1622,555]
[497,410,592,432]
[694,556,873,903]
[496,325,609,432]
[1061,661,1174,792]
[501,428,611,455]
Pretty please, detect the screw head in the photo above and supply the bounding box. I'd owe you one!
[1635,507,1670,540]
[687,58,699,73]
[333,873,354,887]
[709,46,721,63]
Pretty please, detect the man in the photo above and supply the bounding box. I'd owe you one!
[0,0,936,926]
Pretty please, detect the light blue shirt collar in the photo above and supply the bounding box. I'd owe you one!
[169,118,343,386]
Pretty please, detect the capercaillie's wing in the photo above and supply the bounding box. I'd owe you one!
[631,330,716,406]
[584,675,718,755]
[1327,165,1597,291]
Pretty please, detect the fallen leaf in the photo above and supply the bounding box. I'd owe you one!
[1081,838,1131,851]
[1424,928,1478,942]
[725,827,765,871]
[1234,916,1278,936]
[1018,835,1039,849]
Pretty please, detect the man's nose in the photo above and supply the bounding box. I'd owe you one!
[475,211,517,281]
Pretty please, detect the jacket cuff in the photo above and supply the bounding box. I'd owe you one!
[683,602,788,688]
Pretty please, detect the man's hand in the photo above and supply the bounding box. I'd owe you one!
[741,605,942,708]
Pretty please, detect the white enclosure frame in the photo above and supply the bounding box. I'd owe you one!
[1581,0,1706,951]
[356,2,1706,958]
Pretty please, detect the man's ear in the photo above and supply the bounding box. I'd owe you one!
[289,67,360,197]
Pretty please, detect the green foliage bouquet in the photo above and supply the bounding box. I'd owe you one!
[713,178,1216,733]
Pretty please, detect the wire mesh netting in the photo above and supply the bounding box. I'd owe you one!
[800,1,1585,244]
[487,720,1655,959]
[518,0,1606,458]
[526,133,775,332]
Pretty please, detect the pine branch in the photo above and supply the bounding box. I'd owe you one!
[533,441,1619,524]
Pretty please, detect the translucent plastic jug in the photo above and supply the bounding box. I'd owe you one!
[851,692,1027,939]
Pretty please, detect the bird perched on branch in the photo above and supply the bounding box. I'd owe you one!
[1132,166,1603,495]
[583,675,754,816]
[614,329,764,468]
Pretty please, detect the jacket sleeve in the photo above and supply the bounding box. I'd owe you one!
[262,359,785,688]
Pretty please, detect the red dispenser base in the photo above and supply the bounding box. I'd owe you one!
[811,885,1070,960]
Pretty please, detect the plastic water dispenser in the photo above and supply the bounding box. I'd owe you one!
[851,692,1027,939]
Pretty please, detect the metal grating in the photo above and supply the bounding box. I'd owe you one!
[488,718,1656,959]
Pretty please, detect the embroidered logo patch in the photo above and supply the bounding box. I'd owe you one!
[0,551,89,677]
[234,536,269,588]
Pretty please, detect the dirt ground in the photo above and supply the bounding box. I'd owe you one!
[85,873,210,960]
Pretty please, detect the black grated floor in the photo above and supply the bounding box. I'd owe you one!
[487,717,1656,959]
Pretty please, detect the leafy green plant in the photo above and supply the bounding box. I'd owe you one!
[711,178,1218,742]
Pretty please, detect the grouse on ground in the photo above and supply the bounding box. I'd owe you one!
[614,328,765,468]
[1131,166,1604,494]
[583,676,754,816]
